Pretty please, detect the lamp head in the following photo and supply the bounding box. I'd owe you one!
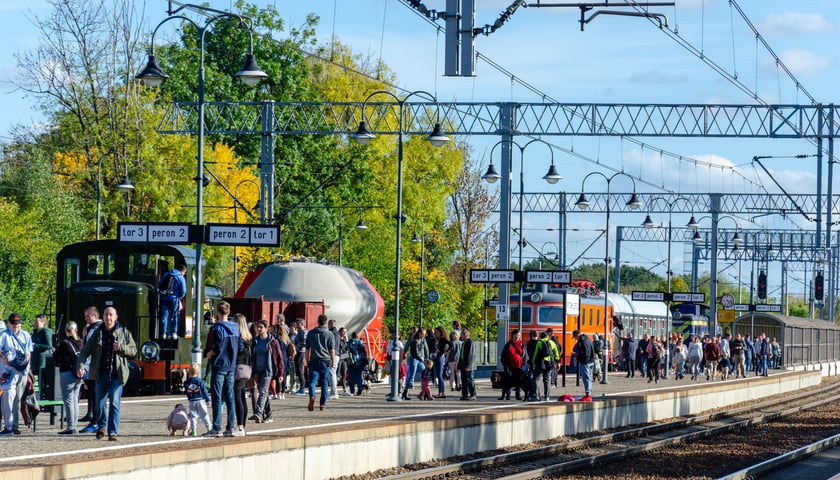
[542,164,562,185]
[426,123,450,147]
[482,163,501,184]
[135,54,169,87]
[575,192,590,210]
[355,218,368,231]
[410,231,420,243]
[625,193,642,210]
[116,176,135,193]
[352,121,375,145]
[692,230,703,245]
[642,214,655,229]
[234,53,269,86]
[686,215,699,230]
[732,230,744,246]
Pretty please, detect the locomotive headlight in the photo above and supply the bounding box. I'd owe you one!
[141,341,160,361]
[530,292,542,303]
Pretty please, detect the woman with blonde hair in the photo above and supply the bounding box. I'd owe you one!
[232,313,252,436]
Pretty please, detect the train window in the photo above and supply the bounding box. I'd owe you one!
[86,254,106,277]
[595,309,600,327]
[63,259,80,290]
[510,305,533,326]
[130,253,157,277]
[537,306,564,325]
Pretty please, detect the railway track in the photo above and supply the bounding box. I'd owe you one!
[380,380,840,480]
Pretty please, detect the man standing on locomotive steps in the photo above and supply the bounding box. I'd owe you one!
[75,306,137,441]
[158,264,187,340]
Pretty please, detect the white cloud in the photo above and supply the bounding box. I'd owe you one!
[767,49,831,77]
[762,11,832,35]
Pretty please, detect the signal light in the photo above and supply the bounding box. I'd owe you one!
[757,271,767,300]
[815,273,824,301]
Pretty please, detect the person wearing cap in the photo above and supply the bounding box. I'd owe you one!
[0,313,33,435]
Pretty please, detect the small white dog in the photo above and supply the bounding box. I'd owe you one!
[167,403,191,436]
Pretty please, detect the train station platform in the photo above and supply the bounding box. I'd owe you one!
[1,365,834,480]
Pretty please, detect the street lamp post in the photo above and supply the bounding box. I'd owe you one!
[136,4,268,365]
[353,90,450,402]
[642,197,697,379]
[482,139,562,332]
[95,152,135,240]
[575,172,642,384]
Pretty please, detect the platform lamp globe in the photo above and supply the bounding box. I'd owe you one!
[352,90,449,402]
[136,4,268,365]
[575,172,642,384]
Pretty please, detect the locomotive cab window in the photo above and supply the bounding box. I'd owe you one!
[510,305,533,325]
[537,305,565,326]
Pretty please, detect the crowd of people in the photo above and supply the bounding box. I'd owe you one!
[382,321,481,402]
[617,331,781,382]
[0,306,784,440]
[0,304,379,439]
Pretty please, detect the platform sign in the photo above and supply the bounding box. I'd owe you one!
[525,270,572,284]
[470,269,516,283]
[564,292,580,316]
[631,291,666,302]
[206,223,280,247]
[249,226,279,246]
[730,304,750,311]
[496,304,510,321]
[671,292,706,303]
[118,222,191,244]
[632,291,705,302]
[754,304,782,313]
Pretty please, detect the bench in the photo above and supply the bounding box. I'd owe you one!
[32,375,64,432]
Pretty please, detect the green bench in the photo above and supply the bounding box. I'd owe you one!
[32,375,64,432]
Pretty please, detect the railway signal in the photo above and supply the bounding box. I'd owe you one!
[815,273,824,301]
[757,271,767,300]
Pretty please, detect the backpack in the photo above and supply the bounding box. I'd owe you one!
[651,342,664,359]
[593,339,603,356]
[159,272,175,296]
[500,342,512,366]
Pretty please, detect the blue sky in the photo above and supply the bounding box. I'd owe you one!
[1,0,838,296]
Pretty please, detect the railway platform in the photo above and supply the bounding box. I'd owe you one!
[0,366,832,480]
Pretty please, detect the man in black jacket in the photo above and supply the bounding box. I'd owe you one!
[573,330,594,402]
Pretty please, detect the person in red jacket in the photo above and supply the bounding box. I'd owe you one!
[499,329,524,400]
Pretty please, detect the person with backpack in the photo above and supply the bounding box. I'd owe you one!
[54,321,83,434]
[0,312,32,436]
[572,330,594,402]
[202,301,242,436]
[646,337,664,384]
[346,331,368,395]
[499,329,524,401]
[530,331,558,401]
[158,264,187,340]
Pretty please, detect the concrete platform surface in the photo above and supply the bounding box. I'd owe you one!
[0,367,817,480]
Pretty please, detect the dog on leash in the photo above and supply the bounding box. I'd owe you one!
[167,403,191,436]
